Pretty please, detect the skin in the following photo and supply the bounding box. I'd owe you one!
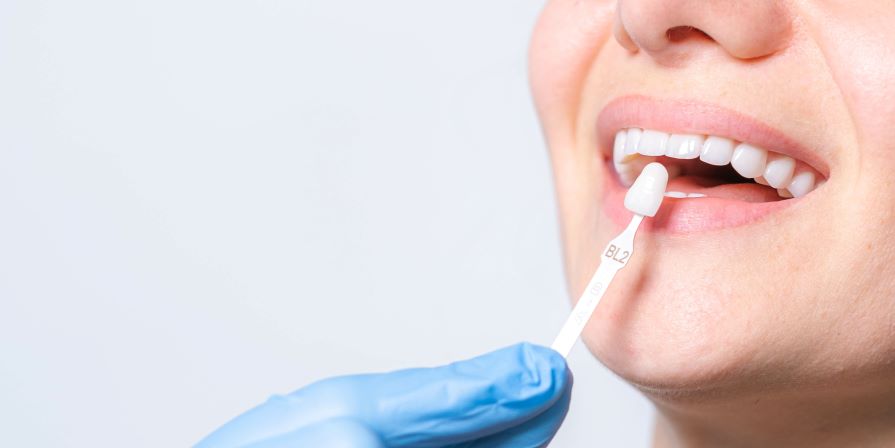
[529,1,895,447]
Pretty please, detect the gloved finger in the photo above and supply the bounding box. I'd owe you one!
[244,418,385,448]
[350,342,570,447]
[447,367,573,448]
[196,343,569,448]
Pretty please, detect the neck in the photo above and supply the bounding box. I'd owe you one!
[649,379,895,448]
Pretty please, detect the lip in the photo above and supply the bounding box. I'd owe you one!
[603,176,796,233]
[597,95,825,233]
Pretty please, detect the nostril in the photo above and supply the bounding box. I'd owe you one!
[666,25,713,43]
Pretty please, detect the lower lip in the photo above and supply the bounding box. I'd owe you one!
[602,171,795,234]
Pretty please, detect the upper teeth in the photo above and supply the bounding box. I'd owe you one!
[613,128,821,198]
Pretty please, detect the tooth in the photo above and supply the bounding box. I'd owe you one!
[614,131,655,187]
[666,134,705,159]
[700,136,735,166]
[763,154,796,188]
[614,130,627,156]
[687,193,707,198]
[618,155,656,187]
[778,188,794,198]
[787,171,816,197]
[638,130,669,156]
[731,143,768,178]
[664,191,687,198]
[625,128,643,156]
[613,130,630,163]
[755,176,770,186]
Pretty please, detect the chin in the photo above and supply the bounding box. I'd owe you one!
[574,242,777,402]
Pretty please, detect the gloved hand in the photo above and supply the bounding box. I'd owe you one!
[196,342,572,448]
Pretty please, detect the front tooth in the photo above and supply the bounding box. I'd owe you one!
[613,130,629,163]
[625,128,643,155]
[614,131,655,187]
[787,171,816,197]
[731,143,768,178]
[763,154,795,188]
[700,136,735,166]
[666,134,704,159]
[665,191,687,198]
[638,130,669,156]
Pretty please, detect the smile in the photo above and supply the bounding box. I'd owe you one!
[598,96,829,233]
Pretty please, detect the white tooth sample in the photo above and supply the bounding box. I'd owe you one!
[687,193,707,198]
[624,162,668,217]
[778,188,794,198]
[666,134,705,159]
[731,143,768,178]
[638,130,669,156]
[755,176,770,186]
[624,128,643,155]
[787,171,816,197]
[700,136,735,166]
[763,155,796,188]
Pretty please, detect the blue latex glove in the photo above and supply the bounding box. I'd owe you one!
[197,343,572,448]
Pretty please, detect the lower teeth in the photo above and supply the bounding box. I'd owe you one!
[664,191,707,199]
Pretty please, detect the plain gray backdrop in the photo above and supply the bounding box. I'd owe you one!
[0,0,653,446]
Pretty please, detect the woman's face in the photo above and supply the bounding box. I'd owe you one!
[530,0,895,403]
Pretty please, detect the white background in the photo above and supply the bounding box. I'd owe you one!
[0,1,652,446]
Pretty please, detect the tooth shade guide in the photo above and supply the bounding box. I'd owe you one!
[624,163,669,217]
[552,165,667,358]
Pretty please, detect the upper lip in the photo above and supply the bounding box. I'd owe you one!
[596,95,830,178]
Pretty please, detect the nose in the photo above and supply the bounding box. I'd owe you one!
[613,0,793,62]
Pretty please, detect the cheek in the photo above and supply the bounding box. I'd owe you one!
[806,4,895,163]
[805,3,895,361]
[529,0,615,146]
[530,0,616,283]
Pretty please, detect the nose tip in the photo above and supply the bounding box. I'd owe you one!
[613,0,793,61]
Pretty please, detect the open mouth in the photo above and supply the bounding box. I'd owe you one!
[613,128,825,200]
[598,97,829,233]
